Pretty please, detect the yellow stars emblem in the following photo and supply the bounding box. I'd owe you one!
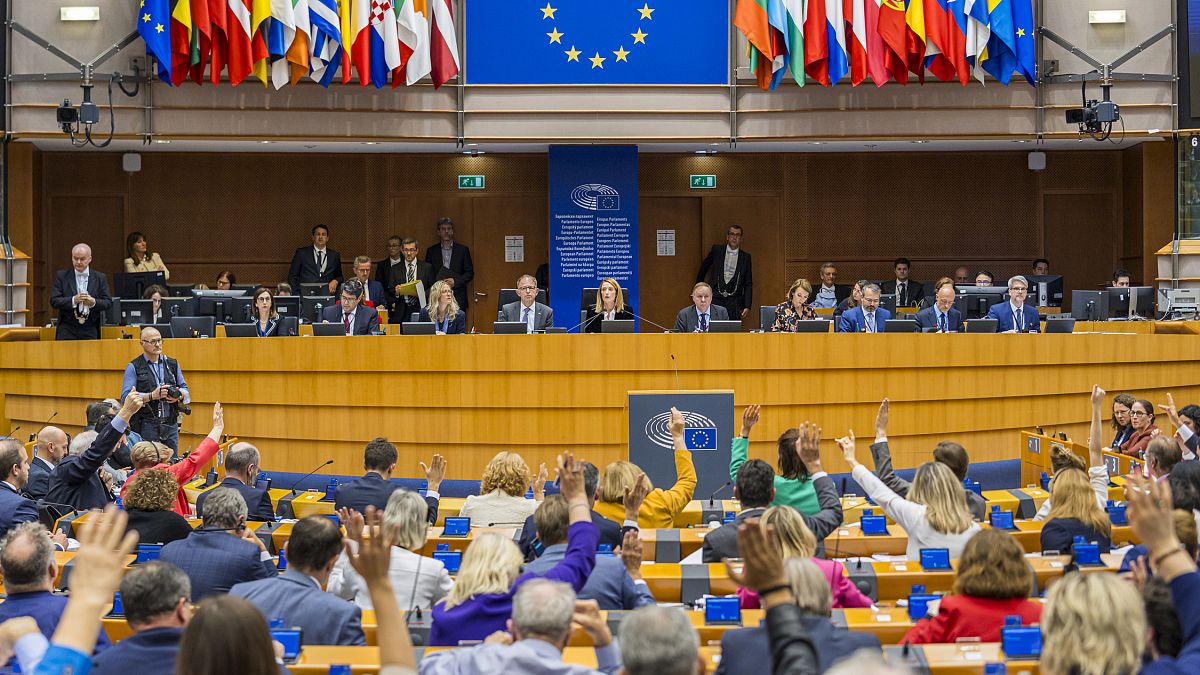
[613,46,630,62]
[589,52,606,69]
[155,23,165,33]
[547,28,563,44]
[540,3,557,19]
[631,28,648,44]
[1016,28,1026,37]
[142,12,151,22]
[564,45,582,62]
[542,4,654,71]
[637,4,654,20]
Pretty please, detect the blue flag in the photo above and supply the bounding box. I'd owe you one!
[1012,0,1036,86]
[465,0,728,85]
[137,0,174,84]
[982,0,1016,85]
[684,427,717,451]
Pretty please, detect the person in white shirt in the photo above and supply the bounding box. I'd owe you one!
[1034,385,1111,521]
[696,225,753,320]
[810,263,840,309]
[837,431,980,560]
[459,452,546,527]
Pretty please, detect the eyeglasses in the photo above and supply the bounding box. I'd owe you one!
[1130,410,1149,418]
[517,286,537,292]
[140,338,162,345]
[1009,286,1028,292]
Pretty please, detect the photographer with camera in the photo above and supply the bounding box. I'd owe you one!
[119,327,191,453]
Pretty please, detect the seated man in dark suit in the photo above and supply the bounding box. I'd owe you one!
[518,461,624,561]
[90,562,191,675]
[287,224,343,295]
[524,495,654,610]
[986,275,1040,333]
[869,398,987,521]
[0,438,39,540]
[334,437,442,525]
[498,275,554,333]
[673,282,730,333]
[27,426,68,501]
[837,283,891,333]
[715,557,880,675]
[881,257,925,308]
[47,392,144,511]
[349,256,388,310]
[231,516,365,645]
[0,522,110,655]
[160,488,277,600]
[320,279,381,335]
[914,277,965,333]
[195,442,275,522]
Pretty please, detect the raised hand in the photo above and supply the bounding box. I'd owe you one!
[420,454,447,493]
[875,398,890,438]
[796,422,823,473]
[343,506,394,585]
[532,463,549,499]
[556,452,585,503]
[339,507,365,544]
[618,528,644,580]
[741,405,761,437]
[623,472,651,523]
[836,430,858,467]
[1091,385,1106,407]
[1159,393,1183,430]
[572,599,613,647]
[725,520,786,594]
[668,407,685,437]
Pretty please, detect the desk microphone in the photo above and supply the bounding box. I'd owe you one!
[670,354,680,389]
[628,311,672,333]
[566,311,603,333]
[285,459,334,495]
[9,426,21,441]
[170,304,180,318]
[706,481,732,508]
[485,521,529,527]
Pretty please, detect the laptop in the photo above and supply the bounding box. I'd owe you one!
[601,319,635,333]
[706,320,742,333]
[883,319,918,333]
[965,319,999,334]
[1044,317,1076,334]
[791,319,831,333]
[312,322,348,336]
[493,321,529,335]
[401,322,437,335]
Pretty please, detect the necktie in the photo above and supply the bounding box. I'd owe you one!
[343,312,351,331]
[699,313,708,332]
[406,263,415,283]
[938,313,947,333]
[899,282,907,307]
[1014,308,1023,331]
[317,251,326,274]
[522,307,531,323]
[866,313,875,333]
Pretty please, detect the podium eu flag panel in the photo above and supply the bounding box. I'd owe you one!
[628,391,734,496]
[464,0,729,85]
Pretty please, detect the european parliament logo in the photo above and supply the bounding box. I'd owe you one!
[464,0,728,85]
[643,410,718,450]
[571,184,620,211]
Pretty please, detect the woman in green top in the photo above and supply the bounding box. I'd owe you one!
[729,405,820,515]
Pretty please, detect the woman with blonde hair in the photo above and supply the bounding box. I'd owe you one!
[1040,467,1113,555]
[122,468,193,545]
[903,529,1041,643]
[1040,572,1144,675]
[458,451,546,526]
[771,279,818,331]
[1035,385,1112,521]
[582,277,635,333]
[420,279,465,334]
[430,453,599,646]
[594,408,696,528]
[839,431,980,559]
[737,506,872,610]
[329,489,454,611]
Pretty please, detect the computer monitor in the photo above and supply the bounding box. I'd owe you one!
[119,299,155,326]
[954,286,1008,319]
[274,295,301,319]
[401,322,436,335]
[300,283,330,297]
[301,296,336,323]
[493,321,528,335]
[1106,286,1155,320]
[1025,275,1064,307]
[158,296,193,319]
[114,271,166,300]
[707,320,742,333]
[791,320,831,333]
[759,306,777,331]
[193,296,238,323]
[600,319,635,333]
[883,319,918,333]
[190,289,246,299]
[144,323,173,338]
[312,323,347,337]
[1043,317,1076,333]
[1071,290,1109,321]
[877,293,897,315]
[169,316,216,338]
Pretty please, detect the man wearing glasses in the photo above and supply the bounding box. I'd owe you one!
[987,276,1041,333]
[499,275,554,333]
[120,327,190,452]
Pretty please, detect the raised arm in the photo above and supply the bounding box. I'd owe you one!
[170,402,224,485]
[796,422,842,540]
[343,506,415,671]
[867,398,912,497]
[1089,385,1105,467]
[660,407,697,515]
[840,430,924,531]
[729,405,760,482]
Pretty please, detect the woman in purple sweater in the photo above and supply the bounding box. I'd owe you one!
[428,453,598,646]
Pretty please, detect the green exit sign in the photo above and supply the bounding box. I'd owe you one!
[690,174,716,189]
[458,175,486,189]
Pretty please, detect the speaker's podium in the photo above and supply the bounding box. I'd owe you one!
[627,390,734,501]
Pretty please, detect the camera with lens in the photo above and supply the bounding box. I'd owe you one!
[165,385,182,400]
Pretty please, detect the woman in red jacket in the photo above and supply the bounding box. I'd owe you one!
[120,402,224,516]
[903,529,1042,644]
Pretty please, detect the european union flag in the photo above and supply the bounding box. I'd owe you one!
[684,427,717,451]
[465,0,728,85]
[137,0,174,84]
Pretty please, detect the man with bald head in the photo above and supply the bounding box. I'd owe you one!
[50,243,111,340]
[120,326,190,452]
[26,427,68,501]
[195,441,275,521]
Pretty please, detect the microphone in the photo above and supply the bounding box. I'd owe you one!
[285,459,334,495]
[486,521,530,527]
[706,481,732,508]
[566,310,603,333]
[404,555,425,637]
[670,354,680,389]
[244,305,253,323]
[170,304,179,318]
[628,310,673,333]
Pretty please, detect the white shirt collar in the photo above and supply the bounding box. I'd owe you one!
[1009,300,1024,312]
[76,267,90,277]
[390,256,403,264]
[726,245,739,255]
[314,246,326,253]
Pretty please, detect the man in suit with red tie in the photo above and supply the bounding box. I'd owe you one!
[696,225,753,321]
[320,280,380,335]
[50,244,111,340]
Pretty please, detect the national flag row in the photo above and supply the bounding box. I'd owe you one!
[137,0,460,89]
[735,0,1036,90]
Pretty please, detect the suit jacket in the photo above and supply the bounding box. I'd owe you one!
[359,279,387,310]
[125,508,194,545]
[499,301,555,331]
[913,306,965,333]
[715,614,880,675]
[0,482,39,540]
[696,245,753,315]
[333,472,439,525]
[195,477,275,522]
[702,508,766,563]
[836,306,892,333]
[25,456,54,501]
[320,303,381,335]
[47,418,123,511]
[523,544,655,611]
[518,510,624,561]
[90,626,182,675]
[424,242,475,309]
[288,246,343,292]
[673,304,730,332]
[582,307,635,334]
[419,308,467,334]
[378,258,435,320]
[869,440,987,522]
[987,301,1041,333]
[0,591,110,655]
[50,268,111,340]
[703,475,841,563]
[160,529,277,601]
[882,279,926,308]
[231,569,365,646]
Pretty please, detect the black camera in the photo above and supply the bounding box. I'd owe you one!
[165,385,182,400]
[57,99,78,134]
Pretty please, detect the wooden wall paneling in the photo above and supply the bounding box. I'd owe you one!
[638,197,703,329]
[1141,141,1176,286]
[469,196,548,322]
[1121,146,1145,280]
[1042,191,1116,307]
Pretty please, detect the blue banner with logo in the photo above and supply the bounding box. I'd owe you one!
[549,146,639,333]
[465,0,728,85]
[628,391,735,497]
